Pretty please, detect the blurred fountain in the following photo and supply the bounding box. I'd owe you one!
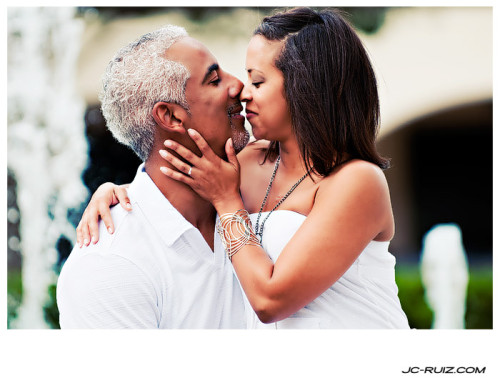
[420,223,469,329]
[8,7,88,328]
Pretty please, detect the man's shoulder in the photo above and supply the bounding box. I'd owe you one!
[57,228,164,308]
[59,203,161,288]
[101,202,160,255]
[57,248,161,328]
[59,241,153,286]
[63,208,162,278]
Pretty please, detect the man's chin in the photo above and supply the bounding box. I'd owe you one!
[232,129,250,154]
[228,116,249,153]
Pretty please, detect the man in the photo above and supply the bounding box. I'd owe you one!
[57,25,249,328]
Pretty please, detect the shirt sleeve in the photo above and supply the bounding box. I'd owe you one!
[57,251,161,329]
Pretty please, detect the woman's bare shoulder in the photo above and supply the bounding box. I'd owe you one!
[237,139,270,166]
[318,159,389,199]
[314,159,394,240]
[327,159,385,181]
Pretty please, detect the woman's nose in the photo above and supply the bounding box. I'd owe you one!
[240,82,252,102]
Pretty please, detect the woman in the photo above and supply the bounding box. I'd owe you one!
[78,7,409,329]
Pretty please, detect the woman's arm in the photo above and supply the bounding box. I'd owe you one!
[229,161,392,322]
[76,183,131,247]
[161,129,393,323]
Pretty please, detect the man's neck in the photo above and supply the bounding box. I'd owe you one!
[144,157,216,248]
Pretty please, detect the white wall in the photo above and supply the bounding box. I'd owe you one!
[76,7,493,136]
[363,7,492,135]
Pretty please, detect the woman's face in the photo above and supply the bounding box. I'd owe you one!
[241,35,292,141]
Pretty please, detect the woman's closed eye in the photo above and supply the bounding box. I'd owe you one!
[252,81,263,88]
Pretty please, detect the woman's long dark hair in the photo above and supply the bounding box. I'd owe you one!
[255,7,389,175]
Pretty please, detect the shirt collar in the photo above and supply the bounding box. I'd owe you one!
[127,164,194,246]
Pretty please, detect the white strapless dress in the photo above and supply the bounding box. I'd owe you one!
[240,210,410,329]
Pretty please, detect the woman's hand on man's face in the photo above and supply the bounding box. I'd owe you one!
[159,129,241,210]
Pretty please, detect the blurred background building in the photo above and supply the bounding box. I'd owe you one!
[7,6,493,329]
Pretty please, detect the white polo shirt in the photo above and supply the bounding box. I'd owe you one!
[57,165,246,329]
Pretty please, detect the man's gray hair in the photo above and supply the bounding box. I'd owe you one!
[99,25,190,161]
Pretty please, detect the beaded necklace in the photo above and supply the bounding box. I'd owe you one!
[254,155,311,243]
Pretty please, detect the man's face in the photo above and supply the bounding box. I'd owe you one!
[165,37,249,158]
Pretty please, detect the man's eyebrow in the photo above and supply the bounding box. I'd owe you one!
[202,63,219,84]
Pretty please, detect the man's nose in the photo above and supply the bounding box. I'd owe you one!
[227,74,244,99]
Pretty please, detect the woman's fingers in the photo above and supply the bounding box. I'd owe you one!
[163,139,201,166]
[76,203,112,247]
[159,149,193,176]
[161,130,220,171]
[76,210,92,247]
[160,166,195,186]
[76,220,85,247]
[114,185,132,211]
[88,209,100,244]
[225,138,239,170]
[187,129,216,160]
[98,201,115,236]
[74,182,128,247]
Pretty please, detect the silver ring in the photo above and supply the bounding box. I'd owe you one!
[188,166,192,176]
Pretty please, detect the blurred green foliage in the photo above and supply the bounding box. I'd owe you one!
[44,284,60,329]
[395,266,433,328]
[465,268,493,329]
[7,269,61,329]
[342,7,387,34]
[396,265,493,329]
[7,269,22,328]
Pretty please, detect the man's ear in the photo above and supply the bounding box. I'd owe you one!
[152,102,188,134]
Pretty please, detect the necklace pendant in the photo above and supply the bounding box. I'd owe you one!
[254,155,310,244]
[256,231,263,244]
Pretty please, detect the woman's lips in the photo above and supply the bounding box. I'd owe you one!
[245,109,257,120]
